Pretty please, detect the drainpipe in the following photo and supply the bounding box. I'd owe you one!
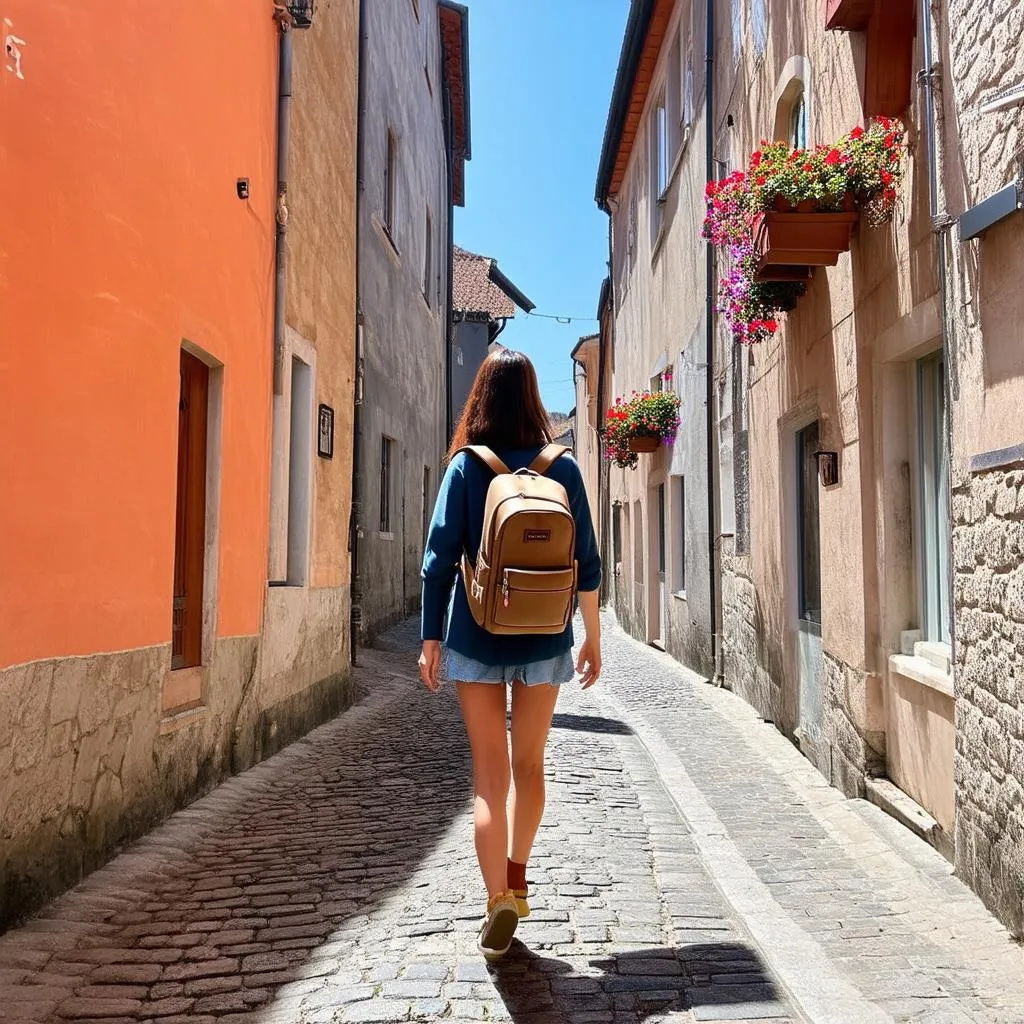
[272,26,293,396]
[442,75,456,446]
[597,232,612,605]
[349,0,368,666]
[919,0,957,662]
[704,0,721,680]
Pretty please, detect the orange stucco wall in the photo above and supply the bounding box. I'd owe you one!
[0,3,279,669]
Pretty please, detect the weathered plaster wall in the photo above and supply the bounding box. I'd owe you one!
[261,0,358,709]
[718,0,936,796]
[942,0,1024,937]
[0,3,360,931]
[451,319,490,428]
[608,0,713,679]
[358,0,450,640]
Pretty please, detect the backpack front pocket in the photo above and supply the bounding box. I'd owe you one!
[491,566,577,633]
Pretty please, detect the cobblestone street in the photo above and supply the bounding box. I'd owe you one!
[2,617,1023,1024]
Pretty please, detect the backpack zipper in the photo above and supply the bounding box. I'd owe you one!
[502,570,510,608]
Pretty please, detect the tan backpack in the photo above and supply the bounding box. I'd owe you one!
[459,444,578,636]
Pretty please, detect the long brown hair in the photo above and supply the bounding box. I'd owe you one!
[448,348,553,460]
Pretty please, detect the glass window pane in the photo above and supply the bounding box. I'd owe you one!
[797,422,821,624]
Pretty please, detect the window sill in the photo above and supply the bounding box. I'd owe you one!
[889,653,954,700]
[672,590,688,602]
[651,223,667,266]
[163,665,202,713]
[373,217,402,264]
[159,701,208,736]
[378,531,395,541]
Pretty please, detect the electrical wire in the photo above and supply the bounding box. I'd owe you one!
[524,310,599,324]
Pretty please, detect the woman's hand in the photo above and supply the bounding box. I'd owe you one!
[576,637,602,689]
[419,641,442,692]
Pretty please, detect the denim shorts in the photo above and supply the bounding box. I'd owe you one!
[443,647,576,686]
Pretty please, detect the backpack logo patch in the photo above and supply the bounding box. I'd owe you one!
[523,529,551,543]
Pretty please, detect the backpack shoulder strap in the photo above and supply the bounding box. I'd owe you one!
[529,444,571,476]
[457,446,512,476]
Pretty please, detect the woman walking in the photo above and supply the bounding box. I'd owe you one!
[418,349,602,959]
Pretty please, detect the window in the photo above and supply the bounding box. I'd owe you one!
[384,130,398,241]
[667,32,682,157]
[650,96,669,242]
[410,0,419,20]
[796,422,822,625]
[917,354,951,643]
[683,30,695,133]
[423,208,433,304]
[172,350,209,670]
[380,436,394,534]
[633,499,644,586]
[731,0,743,65]
[752,0,768,58]
[612,503,623,574]
[789,89,808,149]
[673,475,686,592]
[657,484,667,580]
[286,356,313,585]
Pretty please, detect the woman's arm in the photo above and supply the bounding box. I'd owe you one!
[419,457,467,690]
[565,456,603,687]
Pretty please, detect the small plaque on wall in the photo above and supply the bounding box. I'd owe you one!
[318,404,334,460]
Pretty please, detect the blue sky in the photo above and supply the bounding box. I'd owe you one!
[454,0,630,415]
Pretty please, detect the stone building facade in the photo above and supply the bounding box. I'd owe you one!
[940,0,1024,936]
[0,2,360,930]
[597,0,1024,936]
[354,0,469,642]
[596,0,715,677]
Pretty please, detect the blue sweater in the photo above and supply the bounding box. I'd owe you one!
[421,447,602,664]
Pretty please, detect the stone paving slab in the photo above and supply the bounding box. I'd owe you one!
[0,637,798,1024]
[595,614,1024,1024]
[4,614,1023,1024]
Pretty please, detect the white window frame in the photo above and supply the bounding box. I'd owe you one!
[915,353,952,645]
[384,130,398,244]
[423,206,433,305]
[650,93,669,244]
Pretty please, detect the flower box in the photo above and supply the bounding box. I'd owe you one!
[627,436,661,454]
[825,0,874,31]
[754,210,858,282]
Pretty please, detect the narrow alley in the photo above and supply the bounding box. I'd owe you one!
[2,620,1022,1024]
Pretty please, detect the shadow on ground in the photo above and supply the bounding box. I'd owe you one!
[551,712,634,736]
[0,649,474,1022]
[489,943,787,1023]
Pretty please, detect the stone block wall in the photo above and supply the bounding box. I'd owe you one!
[952,464,1024,938]
[721,539,786,730]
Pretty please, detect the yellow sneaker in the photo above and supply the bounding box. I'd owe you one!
[513,887,530,918]
[478,890,519,959]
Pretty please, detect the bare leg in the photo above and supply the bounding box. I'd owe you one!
[508,681,560,864]
[457,681,512,898]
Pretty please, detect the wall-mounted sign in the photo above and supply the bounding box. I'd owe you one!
[318,404,334,460]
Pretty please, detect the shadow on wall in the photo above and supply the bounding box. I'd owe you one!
[489,942,788,1022]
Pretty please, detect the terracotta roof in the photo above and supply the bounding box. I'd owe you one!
[453,246,534,319]
[439,3,471,207]
[596,0,674,207]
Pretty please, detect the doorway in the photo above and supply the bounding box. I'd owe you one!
[649,484,667,648]
[173,350,209,670]
[795,421,823,754]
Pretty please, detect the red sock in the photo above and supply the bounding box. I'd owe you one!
[507,859,527,890]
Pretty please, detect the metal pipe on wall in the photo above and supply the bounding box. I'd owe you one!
[919,0,958,662]
[704,0,721,680]
[349,0,368,666]
[273,28,293,397]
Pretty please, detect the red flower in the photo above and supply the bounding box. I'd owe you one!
[880,170,893,186]
[765,319,778,332]
[803,163,814,172]
[884,132,896,149]
[756,175,767,186]
[883,188,897,204]
[825,148,841,166]
[751,151,763,168]
[850,126,865,140]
